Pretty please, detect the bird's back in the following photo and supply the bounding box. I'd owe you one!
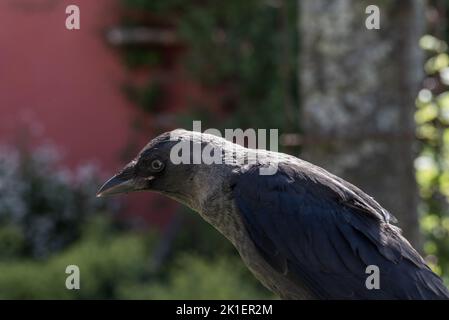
[231,158,449,299]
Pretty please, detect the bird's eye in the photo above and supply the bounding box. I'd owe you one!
[150,159,164,171]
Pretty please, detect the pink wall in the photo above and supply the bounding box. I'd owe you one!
[0,0,177,224]
[0,0,131,169]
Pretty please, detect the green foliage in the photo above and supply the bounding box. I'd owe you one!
[119,0,299,133]
[145,254,273,300]
[156,211,273,299]
[122,48,162,69]
[416,35,449,284]
[0,214,271,299]
[123,80,165,113]
[0,224,25,260]
[122,0,184,12]
[0,217,150,299]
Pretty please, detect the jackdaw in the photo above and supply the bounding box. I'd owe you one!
[97,129,449,300]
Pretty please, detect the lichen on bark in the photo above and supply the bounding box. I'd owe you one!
[299,0,425,247]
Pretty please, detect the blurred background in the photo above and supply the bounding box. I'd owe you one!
[0,0,448,299]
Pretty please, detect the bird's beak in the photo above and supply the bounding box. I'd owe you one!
[96,173,136,197]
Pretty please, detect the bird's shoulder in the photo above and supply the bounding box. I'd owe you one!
[233,158,393,224]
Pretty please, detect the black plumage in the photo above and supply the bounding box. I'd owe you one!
[234,163,449,299]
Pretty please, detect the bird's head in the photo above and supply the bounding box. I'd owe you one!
[96,129,237,206]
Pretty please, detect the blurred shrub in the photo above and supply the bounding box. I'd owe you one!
[0,216,150,299]
[0,146,111,259]
[0,214,271,299]
[416,35,449,284]
[143,254,274,300]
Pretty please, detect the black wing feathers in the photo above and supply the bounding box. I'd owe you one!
[233,163,449,299]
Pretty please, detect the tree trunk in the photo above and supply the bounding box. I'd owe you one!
[299,0,425,247]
